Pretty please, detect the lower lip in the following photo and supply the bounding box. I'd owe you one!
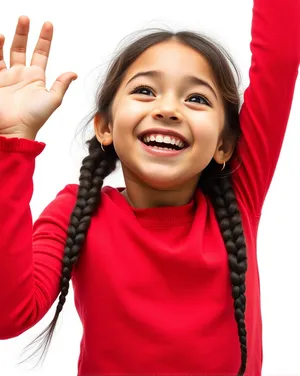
[138,139,187,157]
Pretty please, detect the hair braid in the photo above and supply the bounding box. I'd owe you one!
[207,171,247,376]
[57,142,117,313]
[22,138,118,363]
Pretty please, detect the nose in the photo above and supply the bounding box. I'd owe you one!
[152,110,181,122]
[151,101,182,123]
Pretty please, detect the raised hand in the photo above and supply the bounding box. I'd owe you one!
[0,16,77,140]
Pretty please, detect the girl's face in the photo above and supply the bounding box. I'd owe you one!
[97,40,230,191]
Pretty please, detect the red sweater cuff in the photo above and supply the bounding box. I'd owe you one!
[0,135,46,156]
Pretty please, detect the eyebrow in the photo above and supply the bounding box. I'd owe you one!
[126,70,218,100]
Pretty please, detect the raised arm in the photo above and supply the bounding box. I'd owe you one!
[232,0,300,216]
[0,136,77,338]
[0,17,78,337]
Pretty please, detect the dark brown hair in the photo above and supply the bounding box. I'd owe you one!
[26,30,247,376]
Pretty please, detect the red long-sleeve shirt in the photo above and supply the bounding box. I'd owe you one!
[0,0,299,375]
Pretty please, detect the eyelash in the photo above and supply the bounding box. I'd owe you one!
[131,84,154,96]
[130,84,211,106]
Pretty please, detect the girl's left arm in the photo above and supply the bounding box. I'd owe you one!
[233,0,300,216]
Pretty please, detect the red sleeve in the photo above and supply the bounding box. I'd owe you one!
[0,136,78,338]
[233,0,300,216]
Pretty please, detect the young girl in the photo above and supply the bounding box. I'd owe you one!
[0,0,299,375]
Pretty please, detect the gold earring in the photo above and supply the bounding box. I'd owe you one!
[221,161,226,171]
[100,141,105,152]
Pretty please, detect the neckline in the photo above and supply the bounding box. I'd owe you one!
[103,186,199,226]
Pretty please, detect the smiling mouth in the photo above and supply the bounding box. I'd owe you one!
[138,133,189,151]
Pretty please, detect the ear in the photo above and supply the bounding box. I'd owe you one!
[213,138,235,165]
[93,112,113,146]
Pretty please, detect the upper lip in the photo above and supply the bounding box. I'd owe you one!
[138,128,190,145]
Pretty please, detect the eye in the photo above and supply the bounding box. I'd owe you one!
[131,85,155,96]
[186,94,211,106]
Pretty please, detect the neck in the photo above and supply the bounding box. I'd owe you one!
[121,175,199,209]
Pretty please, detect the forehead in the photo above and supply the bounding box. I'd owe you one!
[123,39,215,83]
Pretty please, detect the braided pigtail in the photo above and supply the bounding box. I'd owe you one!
[23,138,118,363]
[205,168,247,375]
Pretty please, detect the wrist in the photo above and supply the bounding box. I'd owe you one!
[1,131,37,141]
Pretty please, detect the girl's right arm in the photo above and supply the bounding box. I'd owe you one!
[0,136,78,338]
[0,16,77,337]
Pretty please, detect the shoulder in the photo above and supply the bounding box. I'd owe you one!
[54,184,122,207]
[50,184,123,213]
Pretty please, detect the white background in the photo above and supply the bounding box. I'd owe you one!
[0,0,299,375]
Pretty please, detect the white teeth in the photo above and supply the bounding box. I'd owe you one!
[164,136,171,144]
[142,133,185,149]
[152,146,177,150]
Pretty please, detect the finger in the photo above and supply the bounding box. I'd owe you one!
[30,21,53,71]
[0,35,7,71]
[49,72,78,104]
[10,15,30,67]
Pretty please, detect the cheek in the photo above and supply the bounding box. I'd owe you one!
[192,115,221,149]
[111,99,147,157]
[112,98,147,133]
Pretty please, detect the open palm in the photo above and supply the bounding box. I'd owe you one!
[0,16,77,139]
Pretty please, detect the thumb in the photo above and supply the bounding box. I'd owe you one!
[49,72,78,103]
